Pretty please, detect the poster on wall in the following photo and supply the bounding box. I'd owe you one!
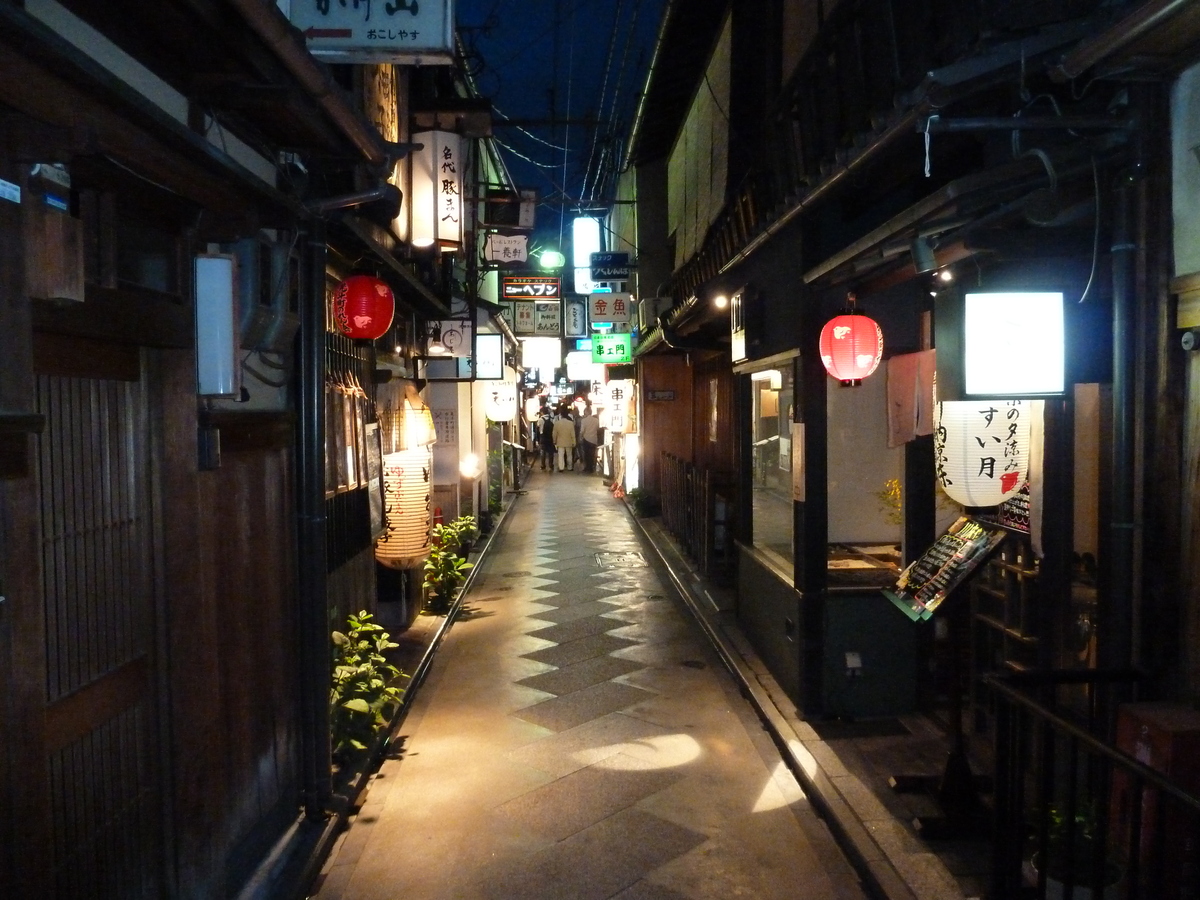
[883,516,1007,621]
[365,422,385,538]
[791,422,805,502]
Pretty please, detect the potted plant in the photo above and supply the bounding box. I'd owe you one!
[422,519,474,614]
[1030,800,1122,900]
[329,610,407,763]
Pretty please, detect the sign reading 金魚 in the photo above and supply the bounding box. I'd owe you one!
[589,292,632,325]
[591,333,632,363]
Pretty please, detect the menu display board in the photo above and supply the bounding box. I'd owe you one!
[883,516,1007,621]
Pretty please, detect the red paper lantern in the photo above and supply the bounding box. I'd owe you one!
[819,310,883,385]
[333,275,394,340]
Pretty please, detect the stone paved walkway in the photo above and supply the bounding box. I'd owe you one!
[312,469,868,900]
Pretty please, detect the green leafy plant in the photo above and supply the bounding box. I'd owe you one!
[875,478,903,525]
[625,487,660,518]
[422,518,475,613]
[1032,799,1121,887]
[330,610,406,760]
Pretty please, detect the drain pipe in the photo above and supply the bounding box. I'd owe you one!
[297,220,332,817]
[1104,172,1138,674]
[229,0,390,168]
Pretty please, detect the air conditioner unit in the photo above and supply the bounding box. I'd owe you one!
[224,235,300,354]
[637,297,673,331]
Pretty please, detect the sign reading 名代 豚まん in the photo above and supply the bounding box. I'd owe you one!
[289,0,455,64]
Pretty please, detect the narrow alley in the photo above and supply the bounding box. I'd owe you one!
[312,469,868,900]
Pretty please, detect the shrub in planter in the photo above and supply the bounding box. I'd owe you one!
[422,517,475,613]
[330,610,407,761]
[1030,800,1122,899]
[625,487,660,517]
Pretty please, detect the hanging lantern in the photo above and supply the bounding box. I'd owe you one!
[411,130,464,250]
[333,275,394,340]
[375,447,433,569]
[934,400,1031,507]
[819,297,883,385]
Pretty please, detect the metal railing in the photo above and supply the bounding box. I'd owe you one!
[660,453,732,578]
[986,669,1200,899]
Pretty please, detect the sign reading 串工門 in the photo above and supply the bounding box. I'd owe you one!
[290,0,455,64]
[591,333,632,364]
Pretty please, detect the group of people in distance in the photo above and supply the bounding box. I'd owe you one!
[533,401,601,474]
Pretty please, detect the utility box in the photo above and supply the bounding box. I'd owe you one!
[822,591,916,719]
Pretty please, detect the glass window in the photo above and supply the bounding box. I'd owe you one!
[750,365,794,572]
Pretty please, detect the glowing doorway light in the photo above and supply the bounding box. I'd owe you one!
[572,216,601,294]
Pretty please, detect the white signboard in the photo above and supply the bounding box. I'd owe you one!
[288,0,455,64]
[589,292,632,325]
[534,301,561,336]
[512,301,536,335]
[564,299,587,337]
[485,233,528,264]
[475,333,504,380]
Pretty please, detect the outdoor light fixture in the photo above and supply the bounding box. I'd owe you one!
[911,236,937,274]
[410,130,464,250]
[333,275,395,340]
[818,294,883,386]
[713,294,729,309]
[572,216,601,294]
[540,249,566,269]
[426,324,448,355]
[459,453,482,479]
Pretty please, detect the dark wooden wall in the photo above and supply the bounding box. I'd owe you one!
[638,355,694,496]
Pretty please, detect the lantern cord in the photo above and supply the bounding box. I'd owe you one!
[923,116,936,178]
[1078,155,1101,304]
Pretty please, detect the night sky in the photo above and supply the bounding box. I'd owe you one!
[455,0,666,251]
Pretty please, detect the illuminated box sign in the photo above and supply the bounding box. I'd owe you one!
[502,276,560,299]
[591,333,632,363]
[590,251,633,281]
[589,292,632,325]
[534,301,561,336]
[289,0,455,64]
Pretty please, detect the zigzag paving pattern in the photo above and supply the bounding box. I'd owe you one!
[315,470,867,900]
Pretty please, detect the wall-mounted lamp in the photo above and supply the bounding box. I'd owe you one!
[911,235,937,274]
[425,324,449,355]
[713,294,729,309]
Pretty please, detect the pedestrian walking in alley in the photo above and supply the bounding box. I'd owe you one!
[536,404,556,471]
[552,408,577,472]
[579,404,600,474]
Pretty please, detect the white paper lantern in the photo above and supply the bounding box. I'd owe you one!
[375,448,433,569]
[485,380,518,422]
[935,400,1030,507]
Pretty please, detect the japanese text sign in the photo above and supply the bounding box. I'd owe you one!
[502,276,560,300]
[485,233,528,264]
[591,333,632,363]
[589,292,632,325]
[289,0,455,64]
